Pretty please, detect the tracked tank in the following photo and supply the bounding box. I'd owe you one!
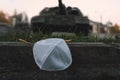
[31,0,92,35]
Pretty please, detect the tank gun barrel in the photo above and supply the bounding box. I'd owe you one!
[58,0,63,7]
[58,0,66,15]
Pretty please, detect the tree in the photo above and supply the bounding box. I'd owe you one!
[110,24,120,34]
[0,11,12,24]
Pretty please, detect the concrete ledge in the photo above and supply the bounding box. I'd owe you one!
[0,42,120,80]
[0,42,31,46]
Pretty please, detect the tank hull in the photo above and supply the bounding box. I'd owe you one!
[31,15,92,35]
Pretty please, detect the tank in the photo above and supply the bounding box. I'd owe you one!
[31,0,92,35]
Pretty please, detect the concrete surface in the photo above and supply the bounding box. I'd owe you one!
[0,42,120,80]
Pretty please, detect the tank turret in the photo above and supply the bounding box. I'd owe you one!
[31,0,92,35]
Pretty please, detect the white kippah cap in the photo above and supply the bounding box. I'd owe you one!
[33,38,72,71]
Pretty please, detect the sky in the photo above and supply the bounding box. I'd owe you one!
[0,0,120,24]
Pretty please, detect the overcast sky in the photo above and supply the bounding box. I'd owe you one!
[0,0,120,24]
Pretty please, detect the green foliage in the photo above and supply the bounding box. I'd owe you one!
[0,31,49,42]
[0,31,120,43]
